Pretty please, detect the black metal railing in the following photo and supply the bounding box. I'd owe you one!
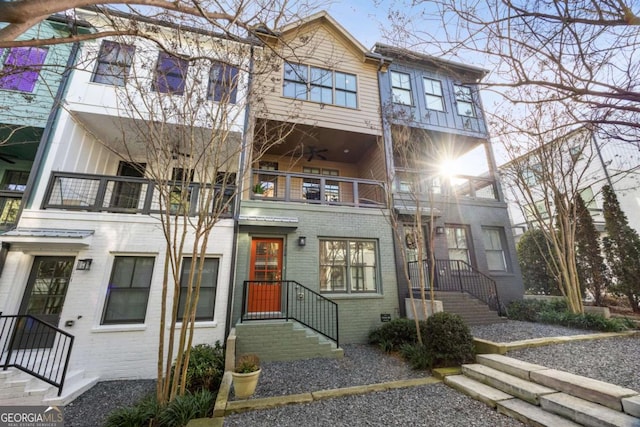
[42,172,235,217]
[407,259,501,313]
[0,314,74,396]
[241,280,339,346]
[394,168,499,201]
[251,169,386,208]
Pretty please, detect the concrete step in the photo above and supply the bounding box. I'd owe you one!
[444,374,512,408]
[541,392,640,427]
[462,363,556,405]
[44,375,100,405]
[476,354,548,381]
[531,368,638,411]
[623,396,640,417]
[497,398,582,427]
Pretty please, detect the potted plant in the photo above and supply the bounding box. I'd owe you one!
[231,354,261,399]
[252,183,265,196]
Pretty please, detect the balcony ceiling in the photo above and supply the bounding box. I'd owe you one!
[258,121,377,164]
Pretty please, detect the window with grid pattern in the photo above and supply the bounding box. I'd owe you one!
[93,41,135,86]
[390,71,412,105]
[423,78,444,111]
[0,47,48,92]
[154,52,188,94]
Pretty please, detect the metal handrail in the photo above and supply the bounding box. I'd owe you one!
[0,314,74,396]
[241,280,339,346]
[408,259,502,314]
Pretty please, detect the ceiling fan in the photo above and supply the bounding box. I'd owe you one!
[303,145,328,161]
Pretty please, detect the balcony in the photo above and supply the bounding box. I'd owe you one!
[42,172,234,216]
[251,169,386,208]
[394,168,499,201]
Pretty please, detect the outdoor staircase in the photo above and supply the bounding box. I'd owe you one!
[234,320,343,362]
[0,367,99,406]
[445,354,640,426]
[435,291,505,325]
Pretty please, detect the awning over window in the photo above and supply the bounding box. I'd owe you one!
[238,215,298,231]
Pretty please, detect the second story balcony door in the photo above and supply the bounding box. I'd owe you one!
[248,238,283,314]
[110,162,146,210]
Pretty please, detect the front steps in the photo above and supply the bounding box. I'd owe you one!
[445,354,640,426]
[234,320,343,362]
[0,367,99,405]
[433,291,504,325]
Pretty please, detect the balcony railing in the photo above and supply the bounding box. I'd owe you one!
[394,169,499,201]
[43,172,234,216]
[251,169,386,208]
[407,258,502,314]
[0,191,23,230]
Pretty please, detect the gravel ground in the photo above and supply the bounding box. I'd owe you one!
[63,320,638,427]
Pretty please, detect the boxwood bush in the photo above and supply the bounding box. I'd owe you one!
[368,318,417,352]
[507,299,634,332]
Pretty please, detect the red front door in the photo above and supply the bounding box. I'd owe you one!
[248,238,283,313]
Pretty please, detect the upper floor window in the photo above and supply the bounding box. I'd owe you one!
[209,63,239,103]
[320,239,378,293]
[283,62,357,109]
[0,47,48,92]
[391,71,412,105]
[154,52,188,95]
[93,41,135,86]
[423,78,444,111]
[454,85,476,117]
[579,186,598,211]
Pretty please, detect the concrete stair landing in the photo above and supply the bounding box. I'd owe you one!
[445,354,640,427]
[434,291,505,326]
[0,367,99,405]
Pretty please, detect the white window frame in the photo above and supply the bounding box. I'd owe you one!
[391,71,412,105]
[423,77,445,111]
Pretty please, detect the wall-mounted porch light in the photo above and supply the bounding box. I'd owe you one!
[298,236,307,247]
[76,258,93,271]
[435,226,445,235]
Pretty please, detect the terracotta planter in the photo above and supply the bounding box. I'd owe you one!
[232,369,261,399]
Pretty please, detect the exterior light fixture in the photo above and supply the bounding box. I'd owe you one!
[435,226,445,235]
[298,236,307,247]
[76,258,93,270]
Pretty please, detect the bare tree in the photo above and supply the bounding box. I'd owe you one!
[380,0,640,143]
[57,5,320,404]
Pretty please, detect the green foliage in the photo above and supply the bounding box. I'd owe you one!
[420,312,475,368]
[574,195,609,305]
[157,390,214,427]
[177,342,225,393]
[506,298,633,332]
[368,318,417,352]
[104,394,162,427]
[105,390,214,427]
[602,185,640,313]
[234,354,260,373]
[399,343,431,370]
[516,229,561,295]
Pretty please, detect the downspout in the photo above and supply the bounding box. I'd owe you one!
[592,132,613,189]
[225,44,255,340]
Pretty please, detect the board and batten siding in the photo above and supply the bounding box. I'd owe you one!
[255,21,382,136]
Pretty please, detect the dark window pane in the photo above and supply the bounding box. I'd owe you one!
[209,63,239,103]
[102,256,154,324]
[154,52,188,94]
[0,47,48,92]
[177,257,219,320]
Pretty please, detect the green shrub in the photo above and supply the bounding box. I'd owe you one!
[104,394,162,427]
[421,312,475,368]
[368,318,417,352]
[175,342,225,393]
[399,343,431,370]
[157,390,214,427]
[507,298,633,332]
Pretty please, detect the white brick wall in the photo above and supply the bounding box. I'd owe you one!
[1,212,234,380]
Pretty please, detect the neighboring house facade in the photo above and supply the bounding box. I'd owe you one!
[0,9,248,402]
[230,12,400,358]
[502,127,640,240]
[373,44,524,315]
